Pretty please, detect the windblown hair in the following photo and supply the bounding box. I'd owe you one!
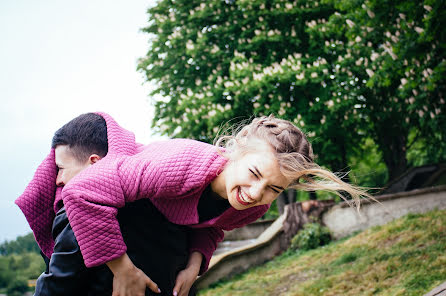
[52,113,108,162]
[215,115,371,209]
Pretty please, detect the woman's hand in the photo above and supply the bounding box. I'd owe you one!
[172,251,202,296]
[106,253,161,296]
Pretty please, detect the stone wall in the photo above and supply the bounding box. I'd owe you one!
[322,185,446,239]
[223,219,275,241]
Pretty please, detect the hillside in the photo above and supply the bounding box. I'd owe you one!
[198,209,446,296]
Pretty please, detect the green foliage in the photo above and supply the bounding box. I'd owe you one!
[138,0,365,175]
[139,0,446,187]
[6,275,28,296]
[319,0,446,179]
[349,137,388,190]
[290,223,332,250]
[0,233,40,256]
[0,233,44,290]
[0,256,14,287]
[331,247,363,265]
[0,252,45,290]
[262,199,279,220]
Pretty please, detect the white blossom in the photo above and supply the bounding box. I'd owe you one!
[346,19,355,28]
[224,81,234,88]
[186,40,194,50]
[414,27,424,34]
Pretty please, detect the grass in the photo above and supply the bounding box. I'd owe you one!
[198,209,446,296]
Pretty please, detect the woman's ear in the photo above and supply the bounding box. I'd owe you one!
[88,154,101,164]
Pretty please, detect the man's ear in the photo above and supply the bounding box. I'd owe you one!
[88,154,102,164]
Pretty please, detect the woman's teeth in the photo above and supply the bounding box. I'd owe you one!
[240,189,252,203]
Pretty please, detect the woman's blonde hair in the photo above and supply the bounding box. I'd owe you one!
[215,115,372,210]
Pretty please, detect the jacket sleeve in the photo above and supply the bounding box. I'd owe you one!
[188,227,224,275]
[62,159,127,268]
[62,141,225,268]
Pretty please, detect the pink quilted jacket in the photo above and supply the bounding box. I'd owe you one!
[16,113,269,273]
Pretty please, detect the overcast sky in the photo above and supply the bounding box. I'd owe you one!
[0,0,163,242]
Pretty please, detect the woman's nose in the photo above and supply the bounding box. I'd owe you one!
[250,182,265,200]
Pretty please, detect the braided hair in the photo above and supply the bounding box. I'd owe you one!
[215,115,371,209]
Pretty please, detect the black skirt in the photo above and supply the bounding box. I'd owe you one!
[35,199,194,296]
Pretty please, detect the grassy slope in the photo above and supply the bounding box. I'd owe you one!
[198,209,446,296]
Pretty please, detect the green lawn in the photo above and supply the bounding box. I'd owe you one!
[198,209,446,296]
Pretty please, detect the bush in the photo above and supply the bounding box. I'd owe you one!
[6,275,28,296]
[290,223,332,251]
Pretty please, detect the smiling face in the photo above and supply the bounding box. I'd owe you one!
[211,140,291,210]
[55,145,95,186]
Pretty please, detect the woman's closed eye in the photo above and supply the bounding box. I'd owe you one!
[269,186,280,194]
[249,169,259,179]
[250,168,281,193]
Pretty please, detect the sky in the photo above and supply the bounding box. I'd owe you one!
[0,0,164,242]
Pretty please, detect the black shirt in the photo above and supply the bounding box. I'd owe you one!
[197,185,231,223]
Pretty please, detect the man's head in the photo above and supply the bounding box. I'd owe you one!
[52,113,108,186]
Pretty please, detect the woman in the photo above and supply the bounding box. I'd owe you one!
[17,113,367,296]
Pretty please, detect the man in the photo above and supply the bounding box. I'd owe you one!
[31,113,194,296]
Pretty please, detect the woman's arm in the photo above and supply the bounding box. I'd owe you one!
[173,251,202,296]
[106,253,161,296]
[188,227,225,274]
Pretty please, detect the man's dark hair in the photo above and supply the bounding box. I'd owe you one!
[52,113,108,162]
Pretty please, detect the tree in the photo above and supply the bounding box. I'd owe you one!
[138,0,446,185]
[0,256,14,288]
[318,0,446,180]
[0,233,40,255]
[6,275,28,296]
[138,0,367,176]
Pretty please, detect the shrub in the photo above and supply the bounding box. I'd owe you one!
[290,223,332,251]
[6,275,28,296]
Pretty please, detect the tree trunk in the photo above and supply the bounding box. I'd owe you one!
[286,189,296,203]
[376,126,408,182]
[328,135,350,199]
[276,192,287,215]
[309,191,317,200]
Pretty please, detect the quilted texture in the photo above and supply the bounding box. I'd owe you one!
[16,113,270,273]
[15,151,59,257]
[16,112,137,258]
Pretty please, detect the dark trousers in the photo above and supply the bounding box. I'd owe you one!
[34,199,195,296]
